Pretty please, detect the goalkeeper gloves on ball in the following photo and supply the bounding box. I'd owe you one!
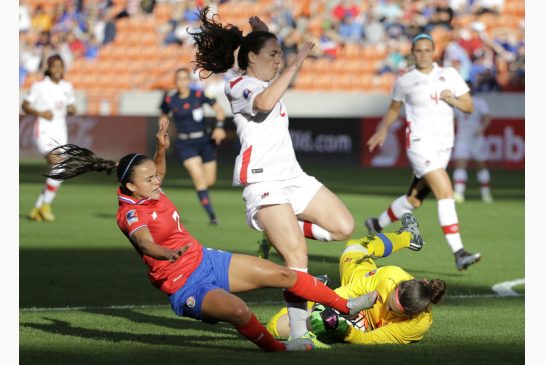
[307,304,349,337]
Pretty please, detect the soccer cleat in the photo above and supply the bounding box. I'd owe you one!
[364,217,382,234]
[297,331,330,349]
[39,204,55,222]
[345,290,378,317]
[209,218,219,226]
[453,192,465,203]
[397,213,424,251]
[257,234,272,259]
[29,207,43,222]
[481,191,494,204]
[315,274,330,287]
[282,337,315,351]
[455,249,482,271]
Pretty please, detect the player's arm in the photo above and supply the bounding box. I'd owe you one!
[440,90,473,113]
[211,101,227,145]
[21,100,53,121]
[130,226,189,262]
[252,42,314,112]
[342,321,420,345]
[154,119,170,181]
[479,111,492,135]
[67,104,76,115]
[367,99,403,152]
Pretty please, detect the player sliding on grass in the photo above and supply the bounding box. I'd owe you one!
[267,215,446,345]
[43,120,378,352]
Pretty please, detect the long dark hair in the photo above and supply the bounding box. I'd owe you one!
[398,279,446,317]
[45,144,151,195]
[189,6,277,78]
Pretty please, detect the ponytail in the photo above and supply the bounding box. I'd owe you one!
[398,278,447,317]
[45,144,117,180]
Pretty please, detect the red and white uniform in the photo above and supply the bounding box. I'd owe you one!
[225,75,322,231]
[452,95,490,161]
[24,76,76,154]
[225,75,303,186]
[116,189,204,295]
[392,63,470,177]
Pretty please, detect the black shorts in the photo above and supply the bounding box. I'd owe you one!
[175,135,217,163]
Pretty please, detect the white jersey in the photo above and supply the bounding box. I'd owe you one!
[454,96,490,139]
[392,63,469,150]
[25,76,75,137]
[225,75,302,186]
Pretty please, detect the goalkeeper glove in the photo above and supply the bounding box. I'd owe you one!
[307,304,349,337]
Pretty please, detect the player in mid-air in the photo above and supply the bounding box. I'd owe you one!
[267,214,447,345]
[159,67,226,225]
[452,82,494,203]
[188,7,357,343]
[43,120,379,352]
[22,54,76,222]
[365,33,481,271]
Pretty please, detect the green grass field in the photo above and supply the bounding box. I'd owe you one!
[19,159,525,364]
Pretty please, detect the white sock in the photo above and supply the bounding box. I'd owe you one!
[34,192,44,208]
[437,198,463,253]
[43,178,62,204]
[453,168,467,196]
[378,195,414,228]
[285,267,309,339]
[297,221,333,242]
[477,169,491,196]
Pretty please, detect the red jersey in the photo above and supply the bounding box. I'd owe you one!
[116,188,203,295]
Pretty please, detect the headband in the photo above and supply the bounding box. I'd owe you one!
[120,154,142,182]
[412,33,433,44]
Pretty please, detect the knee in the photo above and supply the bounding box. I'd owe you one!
[228,302,252,326]
[333,216,355,240]
[408,195,423,208]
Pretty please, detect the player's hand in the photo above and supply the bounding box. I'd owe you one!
[367,128,388,152]
[67,104,76,116]
[440,89,455,105]
[306,304,349,336]
[290,42,315,70]
[156,118,170,150]
[168,243,192,262]
[248,16,269,32]
[211,127,226,145]
[41,110,54,121]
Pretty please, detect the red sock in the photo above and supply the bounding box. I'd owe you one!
[235,313,286,352]
[288,271,349,314]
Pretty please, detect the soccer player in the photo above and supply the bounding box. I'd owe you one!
[267,214,446,345]
[365,33,481,271]
[22,54,76,222]
[452,82,493,203]
[44,120,379,352]
[188,8,356,342]
[159,67,226,225]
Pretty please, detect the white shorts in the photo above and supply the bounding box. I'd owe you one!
[33,123,68,155]
[407,145,452,178]
[452,134,487,161]
[242,172,323,231]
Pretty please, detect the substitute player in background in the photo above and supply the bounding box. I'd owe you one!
[365,34,481,271]
[189,8,356,344]
[22,54,76,222]
[267,214,447,345]
[43,120,378,352]
[452,82,493,203]
[159,67,226,225]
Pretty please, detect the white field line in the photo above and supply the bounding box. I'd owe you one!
[20,282,525,313]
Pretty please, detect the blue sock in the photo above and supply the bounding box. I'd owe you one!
[197,189,216,220]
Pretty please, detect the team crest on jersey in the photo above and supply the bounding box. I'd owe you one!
[260,192,269,199]
[126,210,138,225]
[365,269,377,277]
[152,212,157,220]
[186,296,196,308]
[243,89,251,99]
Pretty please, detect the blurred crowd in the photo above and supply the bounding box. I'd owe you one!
[19,0,524,93]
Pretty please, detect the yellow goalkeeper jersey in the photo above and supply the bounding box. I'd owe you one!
[334,265,432,345]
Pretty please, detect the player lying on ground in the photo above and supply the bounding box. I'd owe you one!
[43,120,378,352]
[267,214,447,345]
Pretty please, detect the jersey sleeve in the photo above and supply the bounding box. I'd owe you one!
[448,68,470,97]
[343,314,431,345]
[391,78,405,102]
[24,81,42,105]
[199,91,216,106]
[226,77,264,116]
[159,92,171,114]
[65,82,76,105]
[117,206,150,238]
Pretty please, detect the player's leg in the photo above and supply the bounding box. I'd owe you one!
[423,168,481,270]
[296,185,355,241]
[476,160,493,203]
[35,149,65,222]
[452,158,468,203]
[183,156,218,225]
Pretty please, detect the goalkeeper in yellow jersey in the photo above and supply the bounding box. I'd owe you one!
[266,213,447,345]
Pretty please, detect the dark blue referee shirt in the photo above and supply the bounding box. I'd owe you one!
[160,89,217,134]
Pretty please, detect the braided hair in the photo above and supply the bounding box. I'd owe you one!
[45,144,151,195]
